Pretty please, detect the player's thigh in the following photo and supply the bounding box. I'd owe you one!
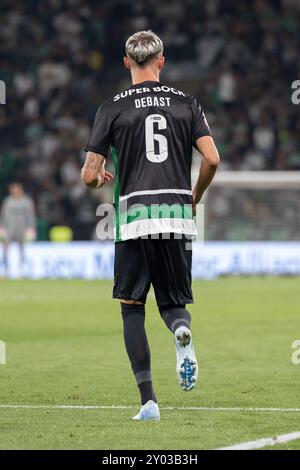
[113,238,154,303]
[153,234,193,307]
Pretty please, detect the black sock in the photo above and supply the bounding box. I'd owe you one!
[159,305,191,333]
[138,381,157,406]
[121,303,157,405]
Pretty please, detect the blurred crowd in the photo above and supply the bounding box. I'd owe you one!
[1,0,300,240]
[206,187,300,241]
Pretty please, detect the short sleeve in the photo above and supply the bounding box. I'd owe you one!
[84,103,112,156]
[191,97,212,142]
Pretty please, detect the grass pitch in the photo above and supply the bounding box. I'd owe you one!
[0,278,299,450]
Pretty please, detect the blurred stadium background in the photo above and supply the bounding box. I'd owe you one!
[1,0,300,451]
[1,0,300,278]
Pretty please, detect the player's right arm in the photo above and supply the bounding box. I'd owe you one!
[0,199,10,240]
[83,102,114,188]
[81,151,113,188]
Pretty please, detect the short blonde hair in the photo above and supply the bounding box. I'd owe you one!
[125,31,163,66]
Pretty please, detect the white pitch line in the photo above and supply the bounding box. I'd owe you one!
[217,431,300,450]
[0,404,300,412]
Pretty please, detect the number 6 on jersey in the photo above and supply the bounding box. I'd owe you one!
[145,114,168,163]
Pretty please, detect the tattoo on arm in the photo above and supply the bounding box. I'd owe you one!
[83,153,104,172]
[81,152,105,188]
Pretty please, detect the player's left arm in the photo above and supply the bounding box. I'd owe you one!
[26,198,36,229]
[24,198,37,241]
[191,97,220,210]
[81,151,114,189]
[192,135,220,208]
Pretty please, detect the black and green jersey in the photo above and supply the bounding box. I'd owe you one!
[85,80,212,242]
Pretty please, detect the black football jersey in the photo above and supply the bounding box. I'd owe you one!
[85,80,212,242]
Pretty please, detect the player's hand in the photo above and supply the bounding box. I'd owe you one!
[25,227,37,242]
[97,161,114,188]
[192,188,202,216]
[192,191,198,217]
[192,200,197,217]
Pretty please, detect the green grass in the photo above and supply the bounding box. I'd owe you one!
[0,278,299,449]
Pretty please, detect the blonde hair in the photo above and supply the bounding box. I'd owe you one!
[125,30,163,66]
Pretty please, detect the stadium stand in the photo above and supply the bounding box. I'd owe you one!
[1,0,299,240]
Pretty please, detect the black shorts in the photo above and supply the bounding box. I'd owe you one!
[113,234,193,307]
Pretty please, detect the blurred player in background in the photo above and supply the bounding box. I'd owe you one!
[0,182,36,277]
[81,31,220,421]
